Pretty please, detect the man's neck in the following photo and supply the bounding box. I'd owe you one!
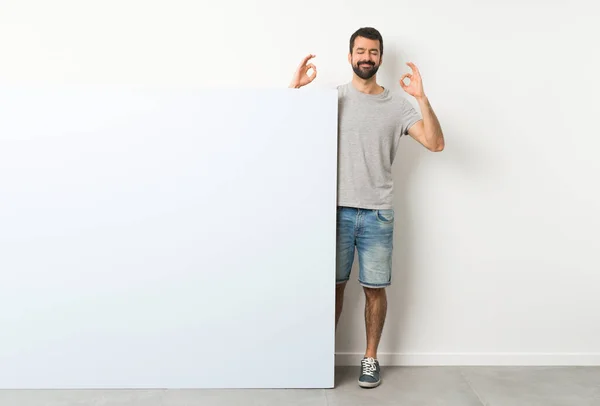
[351,76,384,95]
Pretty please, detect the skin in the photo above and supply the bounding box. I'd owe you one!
[290,35,445,360]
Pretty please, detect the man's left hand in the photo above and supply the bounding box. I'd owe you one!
[400,62,425,99]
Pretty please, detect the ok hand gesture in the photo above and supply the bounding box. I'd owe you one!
[400,62,425,99]
[290,54,317,88]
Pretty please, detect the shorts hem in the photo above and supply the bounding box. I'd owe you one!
[359,280,390,288]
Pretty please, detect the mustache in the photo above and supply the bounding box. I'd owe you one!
[357,61,375,67]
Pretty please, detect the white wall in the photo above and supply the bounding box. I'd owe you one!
[1,0,599,367]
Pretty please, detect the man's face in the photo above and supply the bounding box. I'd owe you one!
[349,37,382,80]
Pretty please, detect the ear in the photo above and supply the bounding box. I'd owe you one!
[347,52,351,64]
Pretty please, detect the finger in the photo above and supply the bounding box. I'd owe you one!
[299,54,315,67]
[406,62,418,73]
[308,64,317,81]
[407,62,421,77]
[400,73,412,83]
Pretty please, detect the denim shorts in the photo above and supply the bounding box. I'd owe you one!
[336,206,394,288]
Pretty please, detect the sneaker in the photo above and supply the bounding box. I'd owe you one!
[358,357,381,388]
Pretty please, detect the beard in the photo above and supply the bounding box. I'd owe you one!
[352,61,379,79]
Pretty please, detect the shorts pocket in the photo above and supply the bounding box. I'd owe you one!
[375,209,394,224]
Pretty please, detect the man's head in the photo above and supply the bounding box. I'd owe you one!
[348,27,383,80]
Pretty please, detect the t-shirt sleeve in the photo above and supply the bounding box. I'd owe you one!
[399,97,423,135]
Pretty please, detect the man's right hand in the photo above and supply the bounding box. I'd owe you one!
[289,54,317,88]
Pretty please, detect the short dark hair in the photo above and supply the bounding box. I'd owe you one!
[349,27,383,55]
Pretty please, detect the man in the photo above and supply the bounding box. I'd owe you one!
[289,27,444,388]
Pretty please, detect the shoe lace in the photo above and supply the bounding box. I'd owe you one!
[361,357,377,376]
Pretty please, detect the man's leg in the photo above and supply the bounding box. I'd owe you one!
[336,282,347,330]
[355,208,394,388]
[363,286,387,359]
[335,207,356,329]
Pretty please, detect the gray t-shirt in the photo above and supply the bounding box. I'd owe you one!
[336,82,422,209]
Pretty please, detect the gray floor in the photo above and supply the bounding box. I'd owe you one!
[2,366,600,405]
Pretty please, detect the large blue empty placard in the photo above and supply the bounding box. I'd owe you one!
[0,86,338,388]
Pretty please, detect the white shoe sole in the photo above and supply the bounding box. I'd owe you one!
[358,378,381,388]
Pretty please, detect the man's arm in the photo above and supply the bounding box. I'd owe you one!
[400,62,445,152]
[407,96,445,152]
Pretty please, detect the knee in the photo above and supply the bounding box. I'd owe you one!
[363,286,386,300]
[336,282,347,296]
